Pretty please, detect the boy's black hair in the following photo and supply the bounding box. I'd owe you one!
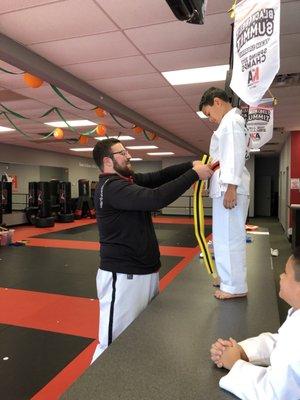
[199,87,230,111]
[93,138,121,171]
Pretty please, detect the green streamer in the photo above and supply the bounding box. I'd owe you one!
[2,112,55,140]
[0,67,23,75]
[50,84,97,111]
[0,103,29,119]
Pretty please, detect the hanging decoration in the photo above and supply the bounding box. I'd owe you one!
[53,128,64,139]
[143,130,157,141]
[230,0,281,105]
[0,66,160,143]
[241,98,274,149]
[227,0,237,19]
[95,107,107,118]
[96,124,107,136]
[79,135,89,145]
[133,126,142,135]
[0,66,23,75]
[23,73,44,88]
[109,113,133,129]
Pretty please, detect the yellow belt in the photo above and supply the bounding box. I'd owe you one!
[193,155,217,278]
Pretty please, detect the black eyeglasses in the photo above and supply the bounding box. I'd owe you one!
[111,150,130,157]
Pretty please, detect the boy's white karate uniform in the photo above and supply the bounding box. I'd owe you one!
[220,308,300,400]
[209,108,250,294]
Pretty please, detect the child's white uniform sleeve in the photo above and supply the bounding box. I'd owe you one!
[219,311,300,400]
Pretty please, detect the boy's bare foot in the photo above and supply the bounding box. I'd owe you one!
[214,289,247,300]
[212,276,220,287]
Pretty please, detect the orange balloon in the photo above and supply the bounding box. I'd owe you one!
[23,73,44,88]
[95,107,107,118]
[53,128,64,139]
[96,124,107,136]
[133,126,142,134]
[79,135,88,145]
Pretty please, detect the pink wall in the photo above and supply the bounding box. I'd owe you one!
[290,131,300,227]
[291,131,300,205]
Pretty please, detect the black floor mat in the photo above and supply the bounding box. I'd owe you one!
[34,222,211,247]
[0,324,92,400]
[0,246,182,297]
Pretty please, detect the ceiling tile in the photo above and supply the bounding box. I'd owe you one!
[111,86,179,102]
[281,1,300,35]
[280,34,300,58]
[147,43,230,71]
[90,73,169,92]
[64,56,155,79]
[124,96,187,111]
[0,0,117,45]
[141,104,192,116]
[279,56,300,74]
[173,81,225,97]
[0,0,60,14]
[29,31,140,65]
[94,0,176,29]
[206,0,235,15]
[125,15,231,54]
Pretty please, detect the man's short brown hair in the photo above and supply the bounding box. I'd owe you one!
[93,138,120,171]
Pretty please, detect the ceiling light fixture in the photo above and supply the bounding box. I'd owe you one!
[147,152,174,156]
[45,120,97,128]
[70,148,93,152]
[0,126,15,132]
[162,64,229,85]
[95,135,135,141]
[130,158,143,161]
[126,145,158,150]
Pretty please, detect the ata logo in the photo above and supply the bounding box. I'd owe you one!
[251,132,261,141]
[248,67,260,86]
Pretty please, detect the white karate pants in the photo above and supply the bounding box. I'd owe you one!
[212,194,249,294]
[91,269,159,363]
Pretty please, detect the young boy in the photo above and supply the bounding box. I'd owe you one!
[210,248,300,399]
[199,87,250,300]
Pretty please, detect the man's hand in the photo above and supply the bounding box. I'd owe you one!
[192,163,213,180]
[210,338,233,368]
[223,184,237,209]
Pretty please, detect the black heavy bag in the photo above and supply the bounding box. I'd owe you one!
[37,181,51,218]
[58,181,74,222]
[28,182,38,207]
[78,179,90,197]
[1,181,12,214]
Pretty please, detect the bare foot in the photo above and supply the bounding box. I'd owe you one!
[212,276,220,287]
[214,289,247,300]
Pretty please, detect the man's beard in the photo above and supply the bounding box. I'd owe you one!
[113,159,133,177]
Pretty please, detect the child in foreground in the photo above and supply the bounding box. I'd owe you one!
[210,247,300,400]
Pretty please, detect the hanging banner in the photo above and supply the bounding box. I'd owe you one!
[241,99,273,149]
[230,0,280,105]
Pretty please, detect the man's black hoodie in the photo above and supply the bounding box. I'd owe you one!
[94,162,199,275]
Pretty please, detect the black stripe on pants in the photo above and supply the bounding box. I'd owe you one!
[108,272,117,346]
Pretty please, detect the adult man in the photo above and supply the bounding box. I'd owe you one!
[210,248,300,399]
[199,87,250,300]
[92,138,213,361]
